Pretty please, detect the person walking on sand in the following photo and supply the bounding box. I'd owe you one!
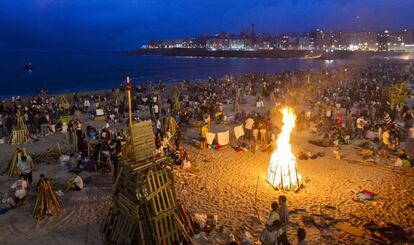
[17,154,34,190]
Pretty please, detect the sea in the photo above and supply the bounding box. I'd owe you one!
[0,52,353,98]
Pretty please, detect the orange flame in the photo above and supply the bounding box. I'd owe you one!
[267,107,303,191]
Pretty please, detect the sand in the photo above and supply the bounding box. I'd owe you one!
[0,97,413,244]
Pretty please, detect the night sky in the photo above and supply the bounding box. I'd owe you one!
[1,0,413,52]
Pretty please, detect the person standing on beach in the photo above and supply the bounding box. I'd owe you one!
[406,123,414,158]
[381,128,391,159]
[244,115,254,141]
[278,195,290,245]
[259,118,268,146]
[356,115,366,139]
[17,154,34,190]
[0,112,5,139]
[266,202,280,228]
[200,123,208,149]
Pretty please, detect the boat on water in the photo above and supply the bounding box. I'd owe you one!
[24,63,32,70]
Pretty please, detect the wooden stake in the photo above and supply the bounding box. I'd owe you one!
[126,76,133,129]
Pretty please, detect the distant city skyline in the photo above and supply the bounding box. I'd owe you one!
[144,27,414,53]
[1,0,414,52]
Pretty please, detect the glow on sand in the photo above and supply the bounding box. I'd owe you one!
[267,107,303,191]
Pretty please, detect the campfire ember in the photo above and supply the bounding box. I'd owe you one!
[267,107,303,191]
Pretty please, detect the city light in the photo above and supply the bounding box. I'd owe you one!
[144,28,414,52]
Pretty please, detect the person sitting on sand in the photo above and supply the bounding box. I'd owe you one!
[260,220,282,245]
[181,152,191,170]
[10,175,28,208]
[297,228,307,245]
[173,146,184,164]
[64,171,84,192]
[308,133,333,147]
[395,149,411,168]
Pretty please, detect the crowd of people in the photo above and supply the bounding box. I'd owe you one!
[1,61,413,243]
[166,63,414,168]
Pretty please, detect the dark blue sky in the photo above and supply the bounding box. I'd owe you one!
[1,0,413,52]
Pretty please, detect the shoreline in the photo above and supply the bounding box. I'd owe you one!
[126,48,409,60]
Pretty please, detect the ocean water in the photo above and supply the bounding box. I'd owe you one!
[0,52,352,97]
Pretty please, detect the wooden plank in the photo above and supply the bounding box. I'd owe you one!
[146,180,171,202]
[156,170,168,213]
[146,170,158,215]
[133,144,155,151]
[132,140,153,147]
[174,212,192,243]
[131,132,154,138]
[150,171,163,215]
[134,153,154,160]
[160,170,172,209]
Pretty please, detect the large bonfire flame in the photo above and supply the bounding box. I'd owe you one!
[267,107,303,191]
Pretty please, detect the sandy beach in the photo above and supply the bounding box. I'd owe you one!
[0,95,412,245]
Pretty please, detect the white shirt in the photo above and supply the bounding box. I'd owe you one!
[260,228,280,245]
[17,156,33,174]
[73,176,84,189]
[245,118,254,130]
[356,118,365,129]
[267,211,280,226]
[153,105,159,113]
[12,180,27,199]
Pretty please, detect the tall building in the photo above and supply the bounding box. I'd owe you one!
[377,30,391,51]
[403,29,414,44]
[277,33,298,50]
[342,31,377,51]
[298,32,315,50]
[314,29,343,50]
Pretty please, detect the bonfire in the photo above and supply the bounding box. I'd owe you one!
[267,107,303,191]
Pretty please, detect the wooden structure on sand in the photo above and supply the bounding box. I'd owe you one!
[33,178,63,221]
[8,112,30,145]
[101,120,191,244]
[58,96,70,112]
[2,148,26,176]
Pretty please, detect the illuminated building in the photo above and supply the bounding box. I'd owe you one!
[377,30,391,51]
